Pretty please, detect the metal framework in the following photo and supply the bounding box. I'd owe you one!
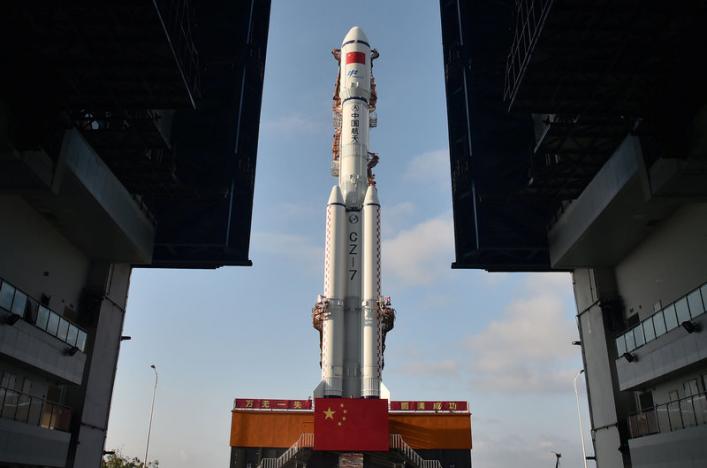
[440,0,707,271]
[1,0,272,267]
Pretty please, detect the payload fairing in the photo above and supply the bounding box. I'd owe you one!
[313,27,394,399]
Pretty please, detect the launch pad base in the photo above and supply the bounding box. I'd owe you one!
[230,405,472,468]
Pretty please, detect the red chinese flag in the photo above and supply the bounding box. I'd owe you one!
[314,398,389,451]
[345,52,366,65]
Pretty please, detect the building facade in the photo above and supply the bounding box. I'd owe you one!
[439,1,707,467]
[0,1,271,466]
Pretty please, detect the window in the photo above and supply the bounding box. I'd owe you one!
[66,325,78,347]
[21,378,32,395]
[684,379,699,397]
[634,325,645,347]
[664,304,678,330]
[688,289,705,318]
[0,277,87,355]
[669,390,679,401]
[76,331,87,352]
[46,312,60,336]
[0,372,16,390]
[625,329,636,351]
[0,282,15,310]
[653,310,667,337]
[36,306,50,330]
[10,290,27,317]
[638,391,654,411]
[25,298,38,322]
[675,298,691,324]
[57,319,69,342]
[643,318,656,342]
[616,335,627,355]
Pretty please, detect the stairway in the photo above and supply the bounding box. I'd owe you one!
[257,433,314,468]
[256,433,442,468]
[389,434,443,468]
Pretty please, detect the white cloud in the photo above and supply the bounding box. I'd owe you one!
[465,276,579,394]
[481,271,512,287]
[382,214,454,286]
[251,231,321,270]
[472,432,578,468]
[380,201,416,237]
[403,149,450,186]
[261,113,324,134]
[395,359,459,378]
[524,272,573,292]
[275,202,321,220]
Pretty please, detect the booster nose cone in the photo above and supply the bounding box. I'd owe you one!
[343,26,369,45]
[327,185,344,205]
[363,185,380,205]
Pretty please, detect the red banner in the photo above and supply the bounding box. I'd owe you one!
[345,51,366,65]
[389,401,468,412]
[234,399,312,410]
[314,398,389,451]
[234,398,467,412]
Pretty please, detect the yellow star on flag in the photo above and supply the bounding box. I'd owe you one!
[323,407,336,420]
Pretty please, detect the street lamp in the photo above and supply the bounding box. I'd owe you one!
[144,364,158,468]
[574,369,589,468]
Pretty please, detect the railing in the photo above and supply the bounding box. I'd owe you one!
[256,433,443,468]
[0,385,72,432]
[390,434,443,468]
[258,433,314,468]
[0,277,88,352]
[616,282,707,356]
[629,392,707,438]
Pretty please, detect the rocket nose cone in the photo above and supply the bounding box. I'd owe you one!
[343,26,369,45]
[363,185,380,205]
[327,185,344,205]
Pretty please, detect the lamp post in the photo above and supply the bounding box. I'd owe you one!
[144,364,158,468]
[574,369,589,468]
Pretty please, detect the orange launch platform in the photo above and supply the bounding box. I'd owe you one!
[229,399,472,467]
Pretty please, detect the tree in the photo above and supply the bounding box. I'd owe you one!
[102,450,159,468]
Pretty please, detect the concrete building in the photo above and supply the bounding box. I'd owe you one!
[0,1,271,467]
[439,1,707,467]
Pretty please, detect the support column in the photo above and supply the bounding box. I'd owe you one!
[66,263,132,468]
[574,268,634,468]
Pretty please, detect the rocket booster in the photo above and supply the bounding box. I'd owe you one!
[313,27,394,399]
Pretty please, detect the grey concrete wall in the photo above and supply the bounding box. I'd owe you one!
[68,263,132,468]
[616,312,707,391]
[652,368,707,404]
[629,424,707,468]
[0,309,86,385]
[573,203,707,468]
[0,360,51,400]
[0,195,89,313]
[0,417,71,467]
[574,268,630,468]
[616,203,707,322]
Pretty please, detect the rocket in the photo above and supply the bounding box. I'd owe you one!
[313,27,395,399]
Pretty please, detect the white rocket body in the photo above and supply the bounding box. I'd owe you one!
[315,27,387,399]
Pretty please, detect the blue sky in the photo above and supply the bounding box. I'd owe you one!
[106,2,590,467]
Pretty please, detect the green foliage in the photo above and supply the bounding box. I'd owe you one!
[102,450,159,468]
